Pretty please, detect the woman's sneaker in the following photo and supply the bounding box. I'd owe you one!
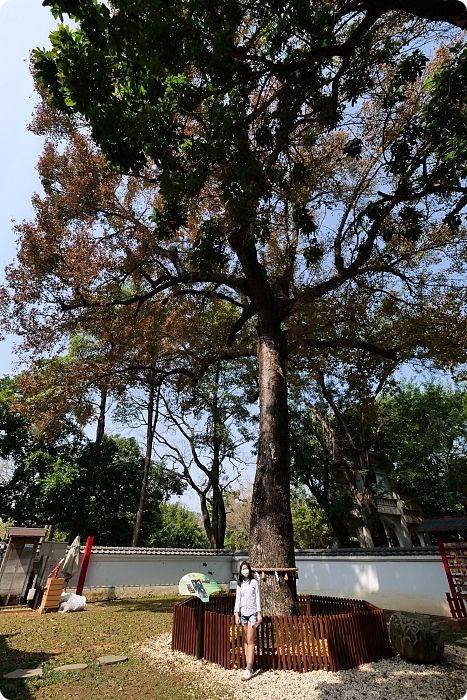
[242,668,251,681]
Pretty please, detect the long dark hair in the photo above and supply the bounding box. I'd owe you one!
[237,560,253,585]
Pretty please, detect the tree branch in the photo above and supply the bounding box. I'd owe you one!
[369,0,467,27]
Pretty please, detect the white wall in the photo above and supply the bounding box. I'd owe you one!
[67,552,234,592]
[294,553,450,617]
[67,549,450,616]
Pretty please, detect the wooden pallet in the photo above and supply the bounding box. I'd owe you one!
[37,577,65,614]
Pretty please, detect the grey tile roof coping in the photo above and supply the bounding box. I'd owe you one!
[72,545,440,557]
[81,547,235,555]
[294,546,439,557]
[418,516,467,533]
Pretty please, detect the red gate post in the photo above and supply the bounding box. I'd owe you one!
[436,535,463,618]
[419,517,467,628]
[76,536,94,596]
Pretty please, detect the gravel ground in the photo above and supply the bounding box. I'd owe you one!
[140,633,467,700]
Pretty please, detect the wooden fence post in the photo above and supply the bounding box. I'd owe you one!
[196,602,205,660]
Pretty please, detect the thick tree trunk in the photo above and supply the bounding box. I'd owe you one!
[210,362,226,549]
[327,516,352,549]
[199,487,226,549]
[196,362,227,549]
[68,389,107,543]
[249,333,298,616]
[210,484,220,548]
[218,489,226,548]
[131,382,158,546]
[47,496,62,541]
[228,227,297,614]
[210,484,227,548]
[199,491,213,545]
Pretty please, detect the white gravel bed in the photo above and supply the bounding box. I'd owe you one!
[140,633,467,700]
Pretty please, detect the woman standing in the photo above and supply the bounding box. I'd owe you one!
[234,561,262,680]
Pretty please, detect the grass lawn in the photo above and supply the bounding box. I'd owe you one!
[441,628,467,648]
[0,597,228,700]
[1,597,466,700]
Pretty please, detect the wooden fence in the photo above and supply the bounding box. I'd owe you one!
[172,593,392,672]
[172,596,200,658]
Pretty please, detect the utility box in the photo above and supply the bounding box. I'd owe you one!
[0,527,47,606]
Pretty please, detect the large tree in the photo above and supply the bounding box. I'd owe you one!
[16,0,467,613]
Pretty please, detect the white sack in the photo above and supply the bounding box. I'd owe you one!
[59,592,86,613]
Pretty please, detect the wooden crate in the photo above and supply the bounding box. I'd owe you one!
[37,577,65,614]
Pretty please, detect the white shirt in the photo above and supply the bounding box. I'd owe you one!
[234,578,261,616]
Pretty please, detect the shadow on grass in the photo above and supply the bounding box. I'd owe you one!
[0,631,52,700]
[99,596,183,614]
[442,629,467,647]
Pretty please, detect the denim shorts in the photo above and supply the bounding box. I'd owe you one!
[240,613,257,626]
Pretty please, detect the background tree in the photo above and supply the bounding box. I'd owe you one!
[11,1,467,612]
[377,381,467,517]
[151,502,210,549]
[0,374,87,535]
[291,372,467,546]
[156,358,253,548]
[15,337,114,542]
[290,488,333,550]
[79,434,184,546]
[290,397,360,548]
[0,374,186,544]
[289,365,391,549]
[224,487,253,551]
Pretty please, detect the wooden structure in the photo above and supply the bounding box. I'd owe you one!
[37,577,65,613]
[419,516,467,620]
[172,593,392,672]
[0,527,47,606]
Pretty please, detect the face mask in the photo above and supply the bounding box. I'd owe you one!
[241,570,249,578]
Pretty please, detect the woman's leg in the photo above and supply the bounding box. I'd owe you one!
[244,623,255,669]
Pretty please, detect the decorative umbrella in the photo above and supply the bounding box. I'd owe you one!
[179,572,221,602]
[61,536,81,582]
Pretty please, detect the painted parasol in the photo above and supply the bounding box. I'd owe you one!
[61,536,81,581]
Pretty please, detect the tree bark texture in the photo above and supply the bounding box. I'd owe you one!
[209,363,226,548]
[47,496,62,542]
[68,388,107,543]
[199,491,213,545]
[131,382,158,546]
[328,516,352,549]
[249,334,298,616]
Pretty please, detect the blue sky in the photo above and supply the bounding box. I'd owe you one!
[0,0,57,376]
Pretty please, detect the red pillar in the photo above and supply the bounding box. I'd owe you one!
[76,536,94,596]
